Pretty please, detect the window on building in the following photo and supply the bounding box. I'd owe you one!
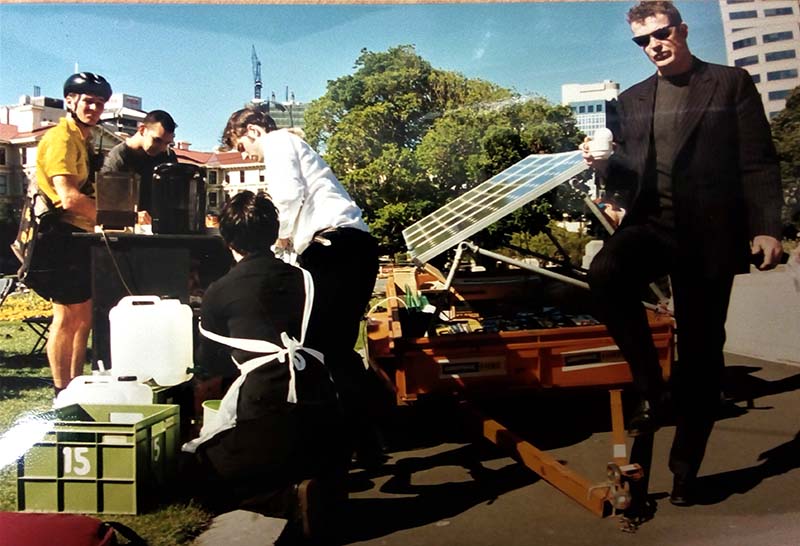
[239,171,245,184]
[765,49,797,62]
[768,89,792,101]
[733,37,757,49]
[767,68,799,81]
[750,73,761,83]
[763,31,794,43]
[224,174,230,183]
[259,174,265,183]
[726,0,753,3]
[735,55,759,67]
[208,171,218,185]
[764,7,793,17]
[597,104,604,112]
[578,106,585,113]
[0,148,6,166]
[730,10,758,19]
[588,105,595,113]
[208,191,218,207]
[0,175,7,196]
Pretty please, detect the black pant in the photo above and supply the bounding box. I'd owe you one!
[588,223,735,480]
[183,402,348,514]
[299,228,380,448]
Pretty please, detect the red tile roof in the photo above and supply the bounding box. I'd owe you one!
[209,151,259,167]
[0,123,19,140]
[174,148,213,165]
[174,148,259,168]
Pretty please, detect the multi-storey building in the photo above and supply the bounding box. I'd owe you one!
[719,0,800,118]
[172,143,263,217]
[251,91,307,131]
[100,93,147,136]
[560,80,620,136]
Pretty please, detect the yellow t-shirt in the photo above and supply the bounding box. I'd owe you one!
[36,117,94,231]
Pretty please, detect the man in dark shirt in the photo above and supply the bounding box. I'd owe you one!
[101,109,176,212]
[582,1,783,507]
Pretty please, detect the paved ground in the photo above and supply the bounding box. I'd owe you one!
[332,353,800,546]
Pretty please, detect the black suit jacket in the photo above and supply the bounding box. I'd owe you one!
[605,58,782,277]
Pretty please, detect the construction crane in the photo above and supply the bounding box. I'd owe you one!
[249,45,285,116]
[251,45,262,101]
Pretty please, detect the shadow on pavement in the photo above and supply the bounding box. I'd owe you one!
[340,364,800,541]
[696,431,800,505]
[340,442,538,544]
[723,365,800,408]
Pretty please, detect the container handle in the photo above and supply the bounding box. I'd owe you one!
[118,295,161,306]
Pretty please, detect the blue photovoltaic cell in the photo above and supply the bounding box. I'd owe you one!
[403,150,588,264]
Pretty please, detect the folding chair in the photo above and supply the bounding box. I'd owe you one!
[22,316,52,355]
[0,275,16,307]
[1,275,52,354]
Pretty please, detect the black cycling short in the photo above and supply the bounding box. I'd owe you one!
[28,221,92,305]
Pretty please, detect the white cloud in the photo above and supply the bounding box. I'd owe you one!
[473,30,493,60]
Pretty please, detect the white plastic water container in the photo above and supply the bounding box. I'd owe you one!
[54,375,153,408]
[109,296,194,386]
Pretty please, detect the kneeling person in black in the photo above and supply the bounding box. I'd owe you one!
[181,191,347,535]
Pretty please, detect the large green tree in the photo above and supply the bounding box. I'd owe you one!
[771,85,800,234]
[304,45,585,255]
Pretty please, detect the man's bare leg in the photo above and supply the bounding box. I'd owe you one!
[48,299,92,391]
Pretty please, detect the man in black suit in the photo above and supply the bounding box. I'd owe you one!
[583,1,783,506]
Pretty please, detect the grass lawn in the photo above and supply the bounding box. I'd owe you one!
[0,289,213,545]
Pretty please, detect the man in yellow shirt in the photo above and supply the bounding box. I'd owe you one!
[34,72,111,394]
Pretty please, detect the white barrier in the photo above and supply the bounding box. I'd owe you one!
[724,265,800,366]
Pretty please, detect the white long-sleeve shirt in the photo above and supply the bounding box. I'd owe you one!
[259,129,368,254]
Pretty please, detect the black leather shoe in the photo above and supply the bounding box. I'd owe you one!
[628,398,660,437]
[669,476,695,507]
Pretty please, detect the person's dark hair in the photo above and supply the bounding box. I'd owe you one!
[627,1,683,26]
[222,107,277,150]
[219,190,279,255]
[143,110,177,133]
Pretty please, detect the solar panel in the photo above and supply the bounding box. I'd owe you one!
[403,150,588,264]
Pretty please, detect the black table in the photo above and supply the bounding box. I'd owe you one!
[74,232,231,370]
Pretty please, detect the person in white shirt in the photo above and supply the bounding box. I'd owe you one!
[223,107,383,466]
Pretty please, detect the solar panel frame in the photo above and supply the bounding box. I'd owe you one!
[403,150,589,264]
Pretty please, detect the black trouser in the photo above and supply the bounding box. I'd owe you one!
[184,402,347,514]
[299,228,380,450]
[588,223,735,480]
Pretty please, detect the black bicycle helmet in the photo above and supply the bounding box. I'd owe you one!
[63,72,112,100]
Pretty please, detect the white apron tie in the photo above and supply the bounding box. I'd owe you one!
[182,267,321,453]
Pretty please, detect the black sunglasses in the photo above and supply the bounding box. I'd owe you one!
[631,25,675,47]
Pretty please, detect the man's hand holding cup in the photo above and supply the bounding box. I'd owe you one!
[581,128,615,173]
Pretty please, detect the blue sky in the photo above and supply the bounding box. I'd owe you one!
[0,2,726,150]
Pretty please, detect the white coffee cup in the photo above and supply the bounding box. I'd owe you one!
[588,128,614,160]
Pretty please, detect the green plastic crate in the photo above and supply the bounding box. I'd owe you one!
[16,403,179,514]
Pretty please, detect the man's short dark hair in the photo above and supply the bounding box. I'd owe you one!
[143,110,177,133]
[219,190,279,255]
[222,107,277,150]
[627,1,683,26]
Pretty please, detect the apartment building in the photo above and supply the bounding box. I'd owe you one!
[719,0,800,118]
[560,80,621,136]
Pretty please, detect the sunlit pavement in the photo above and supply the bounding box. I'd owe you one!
[339,351,800,546]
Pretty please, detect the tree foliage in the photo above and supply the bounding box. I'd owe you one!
[771,85,800,234]
[304,45,586,255]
